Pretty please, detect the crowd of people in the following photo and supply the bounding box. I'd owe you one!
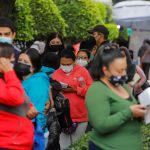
[0,17,150,150]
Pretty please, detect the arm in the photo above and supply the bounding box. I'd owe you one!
[86,84,132,134]
[136,65,146,86]
[76,68,93,97]
[0,70,24,106]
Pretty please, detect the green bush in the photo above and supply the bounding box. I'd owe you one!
[105,23,119,41]
[94,1,107,24]
[29,0,67,37]
[13,0,37,41]
[54,0,104,39]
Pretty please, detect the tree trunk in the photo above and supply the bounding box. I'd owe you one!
[0,0,16,17]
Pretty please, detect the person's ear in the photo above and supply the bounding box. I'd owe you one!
[30,66,35,73]
[102,66,111,77]
[12,32,16,39]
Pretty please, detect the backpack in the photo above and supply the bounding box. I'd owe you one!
[50,78,73,129]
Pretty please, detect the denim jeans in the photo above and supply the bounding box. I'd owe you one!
[89,141,103,150]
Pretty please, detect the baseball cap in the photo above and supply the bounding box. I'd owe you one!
[88,25,109,37]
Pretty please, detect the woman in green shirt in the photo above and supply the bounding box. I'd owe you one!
[86,46,146,150]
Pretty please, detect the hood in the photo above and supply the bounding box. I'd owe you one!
[23,71,50,85]
[41,66,55,77]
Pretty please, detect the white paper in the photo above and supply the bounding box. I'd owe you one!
[138,88,150,124]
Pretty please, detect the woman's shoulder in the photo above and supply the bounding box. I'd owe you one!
[73,64,90,75]
[87,81,106,94]
[86,81,108,102]
[24,72,49,84]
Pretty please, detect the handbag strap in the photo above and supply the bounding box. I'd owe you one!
[49,86,54,108]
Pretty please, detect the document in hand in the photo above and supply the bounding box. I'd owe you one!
[138,87,150,124]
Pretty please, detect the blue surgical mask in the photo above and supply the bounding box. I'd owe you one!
[0,36,13,44]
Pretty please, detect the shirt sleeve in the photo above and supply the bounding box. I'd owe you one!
[0,70,24,106]
[86,83,133,134]
[76,68,93,97]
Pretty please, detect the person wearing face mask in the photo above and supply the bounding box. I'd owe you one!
[79,36,97,62]
[0,43,38,150]
[43,32,64,69]
[76,49,91,70]
[86,46,146,150]
[88,25,110,60]
[14,48,50,148]
[52,49,93,149]
[0,17,21,62]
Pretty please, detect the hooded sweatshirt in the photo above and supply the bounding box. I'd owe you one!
[0,70,34,150]
[52,64,93,122]
[22,72,50,130]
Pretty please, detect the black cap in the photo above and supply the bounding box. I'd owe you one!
[88,25,109,37]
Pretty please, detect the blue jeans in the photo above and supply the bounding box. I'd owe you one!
[89,141,103,150]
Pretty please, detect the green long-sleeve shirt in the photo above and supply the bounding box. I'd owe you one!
[86,81,142,150]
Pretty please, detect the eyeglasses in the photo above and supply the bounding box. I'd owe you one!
[76,56,88,60]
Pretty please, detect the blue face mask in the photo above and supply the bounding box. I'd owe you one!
[0,36,13,44]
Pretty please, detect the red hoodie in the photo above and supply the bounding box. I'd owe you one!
[52,64,93,122]
[0,71,34,150]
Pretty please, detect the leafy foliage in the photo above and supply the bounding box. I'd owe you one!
[13,0,37,41]
[54,0,104,39]
[105,23,119,41]
[142,124,150,150]
[94,2,107,24]
[68,132,91,150]
[29,0,67,37]
[12,0,119,42]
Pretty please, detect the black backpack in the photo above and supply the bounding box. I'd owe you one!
[50,78,73,129]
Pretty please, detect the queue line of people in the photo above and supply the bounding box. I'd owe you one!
[0,17,149,150]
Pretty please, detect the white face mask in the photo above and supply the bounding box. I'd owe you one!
[60,64,73,73]
[76,59,88,67]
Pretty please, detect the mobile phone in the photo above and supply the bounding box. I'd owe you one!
[59,82,69,89]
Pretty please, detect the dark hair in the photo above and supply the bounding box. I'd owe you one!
[44,32,64,54]
[90,46,125,81]
[120,46,132,64]
[80,37,96,51]
[0,42,15,58]
[42,52,59,70]
[120,46,136,82]
[22,48,41,72]
[77,49,90,59]
[143,39,150,45]
[0,17,16,33]
[60,49,76,61]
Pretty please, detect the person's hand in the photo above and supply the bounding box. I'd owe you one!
[44,101,51,115]
[0,58,13,73]
[130,104,147,118]
[62,87,76,93]
[26,106,39,119]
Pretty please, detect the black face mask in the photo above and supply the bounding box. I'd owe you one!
[14,62,31,77]
[49,45,63,53]
[109,75,128,86]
